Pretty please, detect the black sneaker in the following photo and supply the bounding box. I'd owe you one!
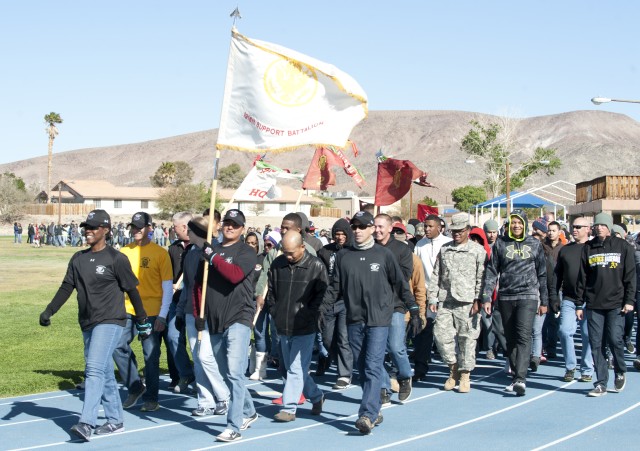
[355,416,373,434]
[563,370,575,382]
[311,395,324,415]
[94,422,124,435]
[214,400,229,415]
[588,385,607,397]
[634,359,640,371]
[626,341,635,354]
[398,378,412,402]
[216,429,242,442]
[380,389,391,407]
[70,422,93,442]
[614,373,626,392]
[412,372,427,383]
[529,357,540,372]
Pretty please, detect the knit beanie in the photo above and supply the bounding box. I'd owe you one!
[532,218,548,234]
[483,219,499,233]
[593,212,613,231]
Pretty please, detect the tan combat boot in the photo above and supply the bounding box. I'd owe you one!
[444,364,459,391]
[458,371,471,393]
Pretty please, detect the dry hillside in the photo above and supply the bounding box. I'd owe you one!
[3,110,640,205]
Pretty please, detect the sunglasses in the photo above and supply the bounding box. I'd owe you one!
[572,225,588,229]
[393,229,405,235]
[350,224,370,230]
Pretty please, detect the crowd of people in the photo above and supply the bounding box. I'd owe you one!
[38,205,639,442]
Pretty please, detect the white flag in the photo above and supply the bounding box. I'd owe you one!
[216,28,368,152]
[233,161,303,201]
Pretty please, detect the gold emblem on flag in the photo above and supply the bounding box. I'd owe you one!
[264,58,318,107]
[392,169,403,189]
[318,154,327,170]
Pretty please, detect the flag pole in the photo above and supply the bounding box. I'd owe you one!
[197,16,239,348]
[197,150,220,346]
[409,183,413,218]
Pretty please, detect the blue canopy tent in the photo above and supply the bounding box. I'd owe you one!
[472,191,566,225]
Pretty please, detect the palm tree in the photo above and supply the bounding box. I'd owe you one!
[44,112,63,203]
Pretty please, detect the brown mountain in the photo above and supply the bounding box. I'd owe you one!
[3,110,640,205]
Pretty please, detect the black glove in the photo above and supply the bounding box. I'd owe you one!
[39,310,52,327]
[202,242,217,265]
[135,318,153,341]
[408,308,422,338]
[174,315,185,333]
[550,299,560,314]
[195,317,206,332]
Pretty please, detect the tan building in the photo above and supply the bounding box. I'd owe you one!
[568,175,640,226]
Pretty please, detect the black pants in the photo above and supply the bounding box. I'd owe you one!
[586,308,626,388]
[499,299,537,383]
[321,300,353,379]
[413,310,436,376]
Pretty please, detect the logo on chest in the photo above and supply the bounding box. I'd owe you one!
[96,265,106,275]
[141,257,150,268]
[370,263,380,272]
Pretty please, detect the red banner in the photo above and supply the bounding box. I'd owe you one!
[302,147,339,190]
[374,158,424,206]
[417,204,439,222]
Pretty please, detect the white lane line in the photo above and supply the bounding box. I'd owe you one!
[365,380,577,451]
[189,369,505,450]
[530,400,640,451]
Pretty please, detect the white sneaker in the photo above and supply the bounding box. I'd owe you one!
[504,382,515,392]
[216,429,242,442]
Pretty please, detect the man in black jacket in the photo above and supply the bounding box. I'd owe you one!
[482,210,547,397]
[321,211,419,434]
[555,216,594,383]
[317,218,354,389]
[373,213,414,403]
[267,232,328,422]
[576,212,636,397]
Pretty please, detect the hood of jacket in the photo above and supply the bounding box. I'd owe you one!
[247,230,264,254]
[508,210,529,242]
[470,226,491,257]
[331,218,353,248]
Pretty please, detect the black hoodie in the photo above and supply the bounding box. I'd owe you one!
[482,210,548,305]
[317,218,353,277]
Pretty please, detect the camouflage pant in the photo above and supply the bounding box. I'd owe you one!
[433,299,481,371]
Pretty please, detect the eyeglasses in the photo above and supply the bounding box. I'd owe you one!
[350,224,370,230]
[572,225,588,229]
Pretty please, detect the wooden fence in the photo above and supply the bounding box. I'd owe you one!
[23,203,95,216]
[576,175,640,203]
[310,206,342,218]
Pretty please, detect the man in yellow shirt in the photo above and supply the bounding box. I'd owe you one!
[112,212,173,412]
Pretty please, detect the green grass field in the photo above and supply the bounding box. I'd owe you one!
[0,237,160,398]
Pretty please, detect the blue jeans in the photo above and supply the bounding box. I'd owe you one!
[383,312,412,391]
[586,308,626,388]
[348,323,389,422]
[559,300,593,375]
[532,312,546,358]
[279,333,323,414]
[81,324,124,426]
[210,323,256,433]
[186,314,229,407]
[165,303,194,380]
[253,308,272,353]
[112,315,161,402]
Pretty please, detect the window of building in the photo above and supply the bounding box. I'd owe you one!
[95,199,101,208]
[141,200,148,209]
[279,203,286,211]
[114,199,122,208]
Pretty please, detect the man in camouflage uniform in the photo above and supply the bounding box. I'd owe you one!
[428,213,487,393]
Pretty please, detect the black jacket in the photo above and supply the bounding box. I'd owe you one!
[482,212,548,305]
[379,235,414,313]
[321,243,416,326]
[576,236,636,310]
[267,251,328,336]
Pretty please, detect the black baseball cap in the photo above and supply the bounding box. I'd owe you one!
[128,212,152,229]
[350,211,374,227]
[223,209,246,227]
[80,209,111,228]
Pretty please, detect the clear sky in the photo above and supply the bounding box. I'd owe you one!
[1,1,639,164]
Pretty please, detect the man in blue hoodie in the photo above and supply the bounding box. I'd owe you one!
[482,209,547,396]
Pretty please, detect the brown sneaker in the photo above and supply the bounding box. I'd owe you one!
[274,411,296,422]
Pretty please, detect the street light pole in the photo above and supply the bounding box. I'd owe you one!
[591,97,640,105]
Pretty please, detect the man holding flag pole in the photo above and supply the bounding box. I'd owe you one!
[201,10,367,441]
